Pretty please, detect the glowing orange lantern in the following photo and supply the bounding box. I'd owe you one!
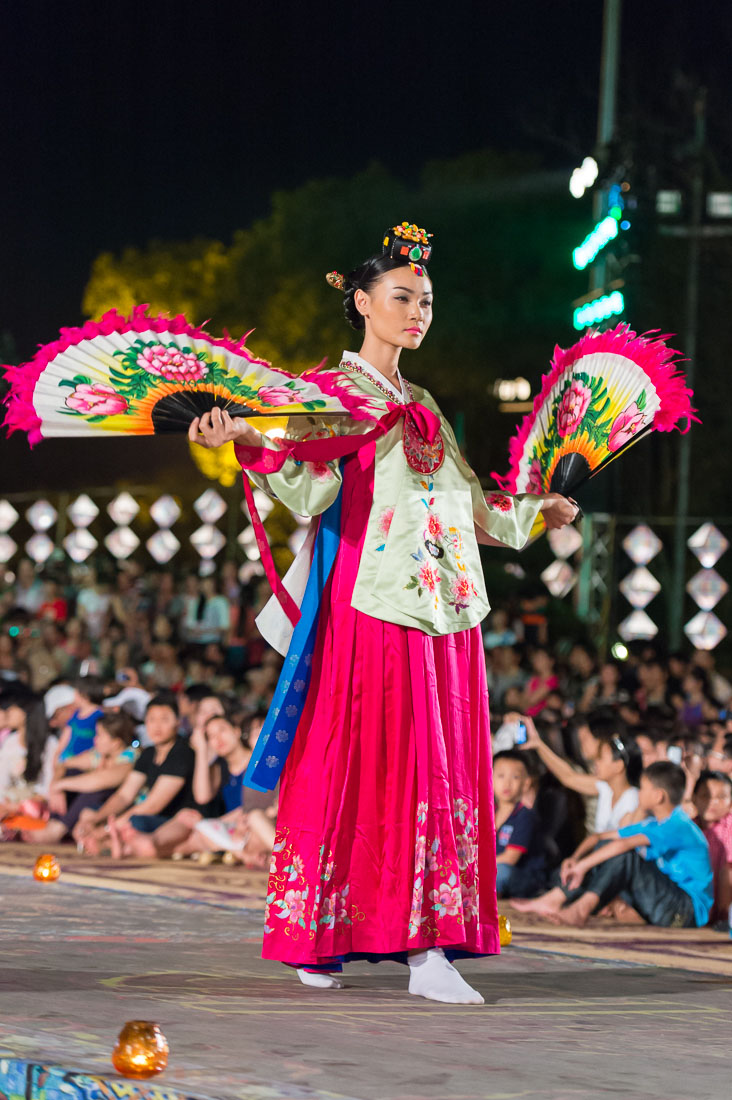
[112,1020,169,1079]
[499,914,512,946]
[33,854,60,882]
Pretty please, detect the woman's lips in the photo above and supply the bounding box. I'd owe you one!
[405,327,422,334]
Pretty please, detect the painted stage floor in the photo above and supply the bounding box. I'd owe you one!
[1,859,731,1100]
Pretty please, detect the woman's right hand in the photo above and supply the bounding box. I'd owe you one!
[188,407,262,450]
[559,857,577,885]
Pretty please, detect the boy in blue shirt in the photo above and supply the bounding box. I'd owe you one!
[493,750,546,898]
[512,761,712,928]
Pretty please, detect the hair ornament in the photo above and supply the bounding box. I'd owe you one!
[326,270,346,292]
[383,221,433,268]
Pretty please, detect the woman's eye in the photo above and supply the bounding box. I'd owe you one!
[395,295,408,302]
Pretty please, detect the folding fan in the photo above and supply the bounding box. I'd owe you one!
[2,306,383,445]
[494,324,697,536]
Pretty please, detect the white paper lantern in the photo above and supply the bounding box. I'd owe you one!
[541,560,577,598]
[687,523,729,569]
[0,501,19,533]
[618,610,658,641]
[0,535,18,564]
[150,495,181,528]
[619,567,661,609]
[67,494,99,528]
[105,527,141,560]
[547,526,583,560]
[107,492,140,526]
[622,525,662,566]
[146,530,180,564]
[684,611,727,651]
[26,500,57,532]
[190,524,226,559]
[25,533,55,564]
[686,568,728,612]
[63,529,98,563]
[194,489,227,524]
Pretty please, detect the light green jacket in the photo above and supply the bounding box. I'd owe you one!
[248,366,541,636]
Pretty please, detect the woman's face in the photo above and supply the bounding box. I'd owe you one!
[355,268,433,349]
[2,704,26,732]
[206,716,241,758]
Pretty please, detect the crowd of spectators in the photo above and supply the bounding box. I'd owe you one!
[0,560,730,931]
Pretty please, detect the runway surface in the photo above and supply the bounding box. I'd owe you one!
[1,872,730,1100]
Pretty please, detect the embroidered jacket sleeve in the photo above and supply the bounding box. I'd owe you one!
[438,415,542,550]
[234,417,344,518]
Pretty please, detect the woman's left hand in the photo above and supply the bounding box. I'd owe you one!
[540,493,579,530]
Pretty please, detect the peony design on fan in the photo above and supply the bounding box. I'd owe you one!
[2,307,389,443]
[137,344,209,382]
[494,324,698,540]
[63,381,129,418]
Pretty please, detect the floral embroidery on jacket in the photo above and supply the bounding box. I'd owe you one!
[402,477,479,615]
[485,492,514,513]
[376,506,395,552]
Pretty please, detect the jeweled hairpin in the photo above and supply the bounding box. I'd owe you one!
[326,270,346,292]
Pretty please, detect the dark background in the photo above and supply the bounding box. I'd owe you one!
[1,0,731,513]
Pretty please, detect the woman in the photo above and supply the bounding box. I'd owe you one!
[0,689,58,830]
[189,223,577,1004]
[181,575,231,648]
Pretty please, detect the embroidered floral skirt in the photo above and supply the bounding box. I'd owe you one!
[263,604,500,964]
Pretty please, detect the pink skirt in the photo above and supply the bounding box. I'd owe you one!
[262,447,500,965]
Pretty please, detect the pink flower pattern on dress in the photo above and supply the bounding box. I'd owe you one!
[276,887,308,924]
[65,383,128,417]
[377,507,395,538]
[417,562,441,593]
[137,344,209,382]
[557,381,592,437]
[608,402,645,452]
[424,512,444,541]
[430,874,462,917]
[461,882,479,921]
[485,492,513,513]
[449,573,477,612]
[305,461,335,482]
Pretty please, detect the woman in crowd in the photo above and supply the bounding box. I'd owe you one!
[0,689,58,834]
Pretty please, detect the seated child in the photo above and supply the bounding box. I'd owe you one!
[512,761,713,928]
[24,711,138,844]
[52,676,106,769]
[493,750,546,898]
[692,770,732,924]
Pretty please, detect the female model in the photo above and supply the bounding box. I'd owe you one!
[190,223,577,1003]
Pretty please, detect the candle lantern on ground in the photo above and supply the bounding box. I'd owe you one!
[33,854,60,882]
[499,914,512,946]
[112,1020,169,1079]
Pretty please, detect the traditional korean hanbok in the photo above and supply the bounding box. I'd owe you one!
[236,352,541,968]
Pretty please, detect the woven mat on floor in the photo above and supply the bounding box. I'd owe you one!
[2,844,729,975]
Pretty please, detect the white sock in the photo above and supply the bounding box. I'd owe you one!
[407,948,484,1005]
[297,968,343,989]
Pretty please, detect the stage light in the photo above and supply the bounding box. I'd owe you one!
[573,290,624,331]
[573,214,620,271]
[569,157,599,199]
[611,642,629,660]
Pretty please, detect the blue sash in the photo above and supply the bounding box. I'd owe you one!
[244,488,342,792]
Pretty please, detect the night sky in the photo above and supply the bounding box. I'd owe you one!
[1,0,731,488]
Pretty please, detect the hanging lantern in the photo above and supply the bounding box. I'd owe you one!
[111,1020,169,1079]
[33,854,61,882]
[498,914,512,946]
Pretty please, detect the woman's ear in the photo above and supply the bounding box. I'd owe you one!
[353,288,370,320]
